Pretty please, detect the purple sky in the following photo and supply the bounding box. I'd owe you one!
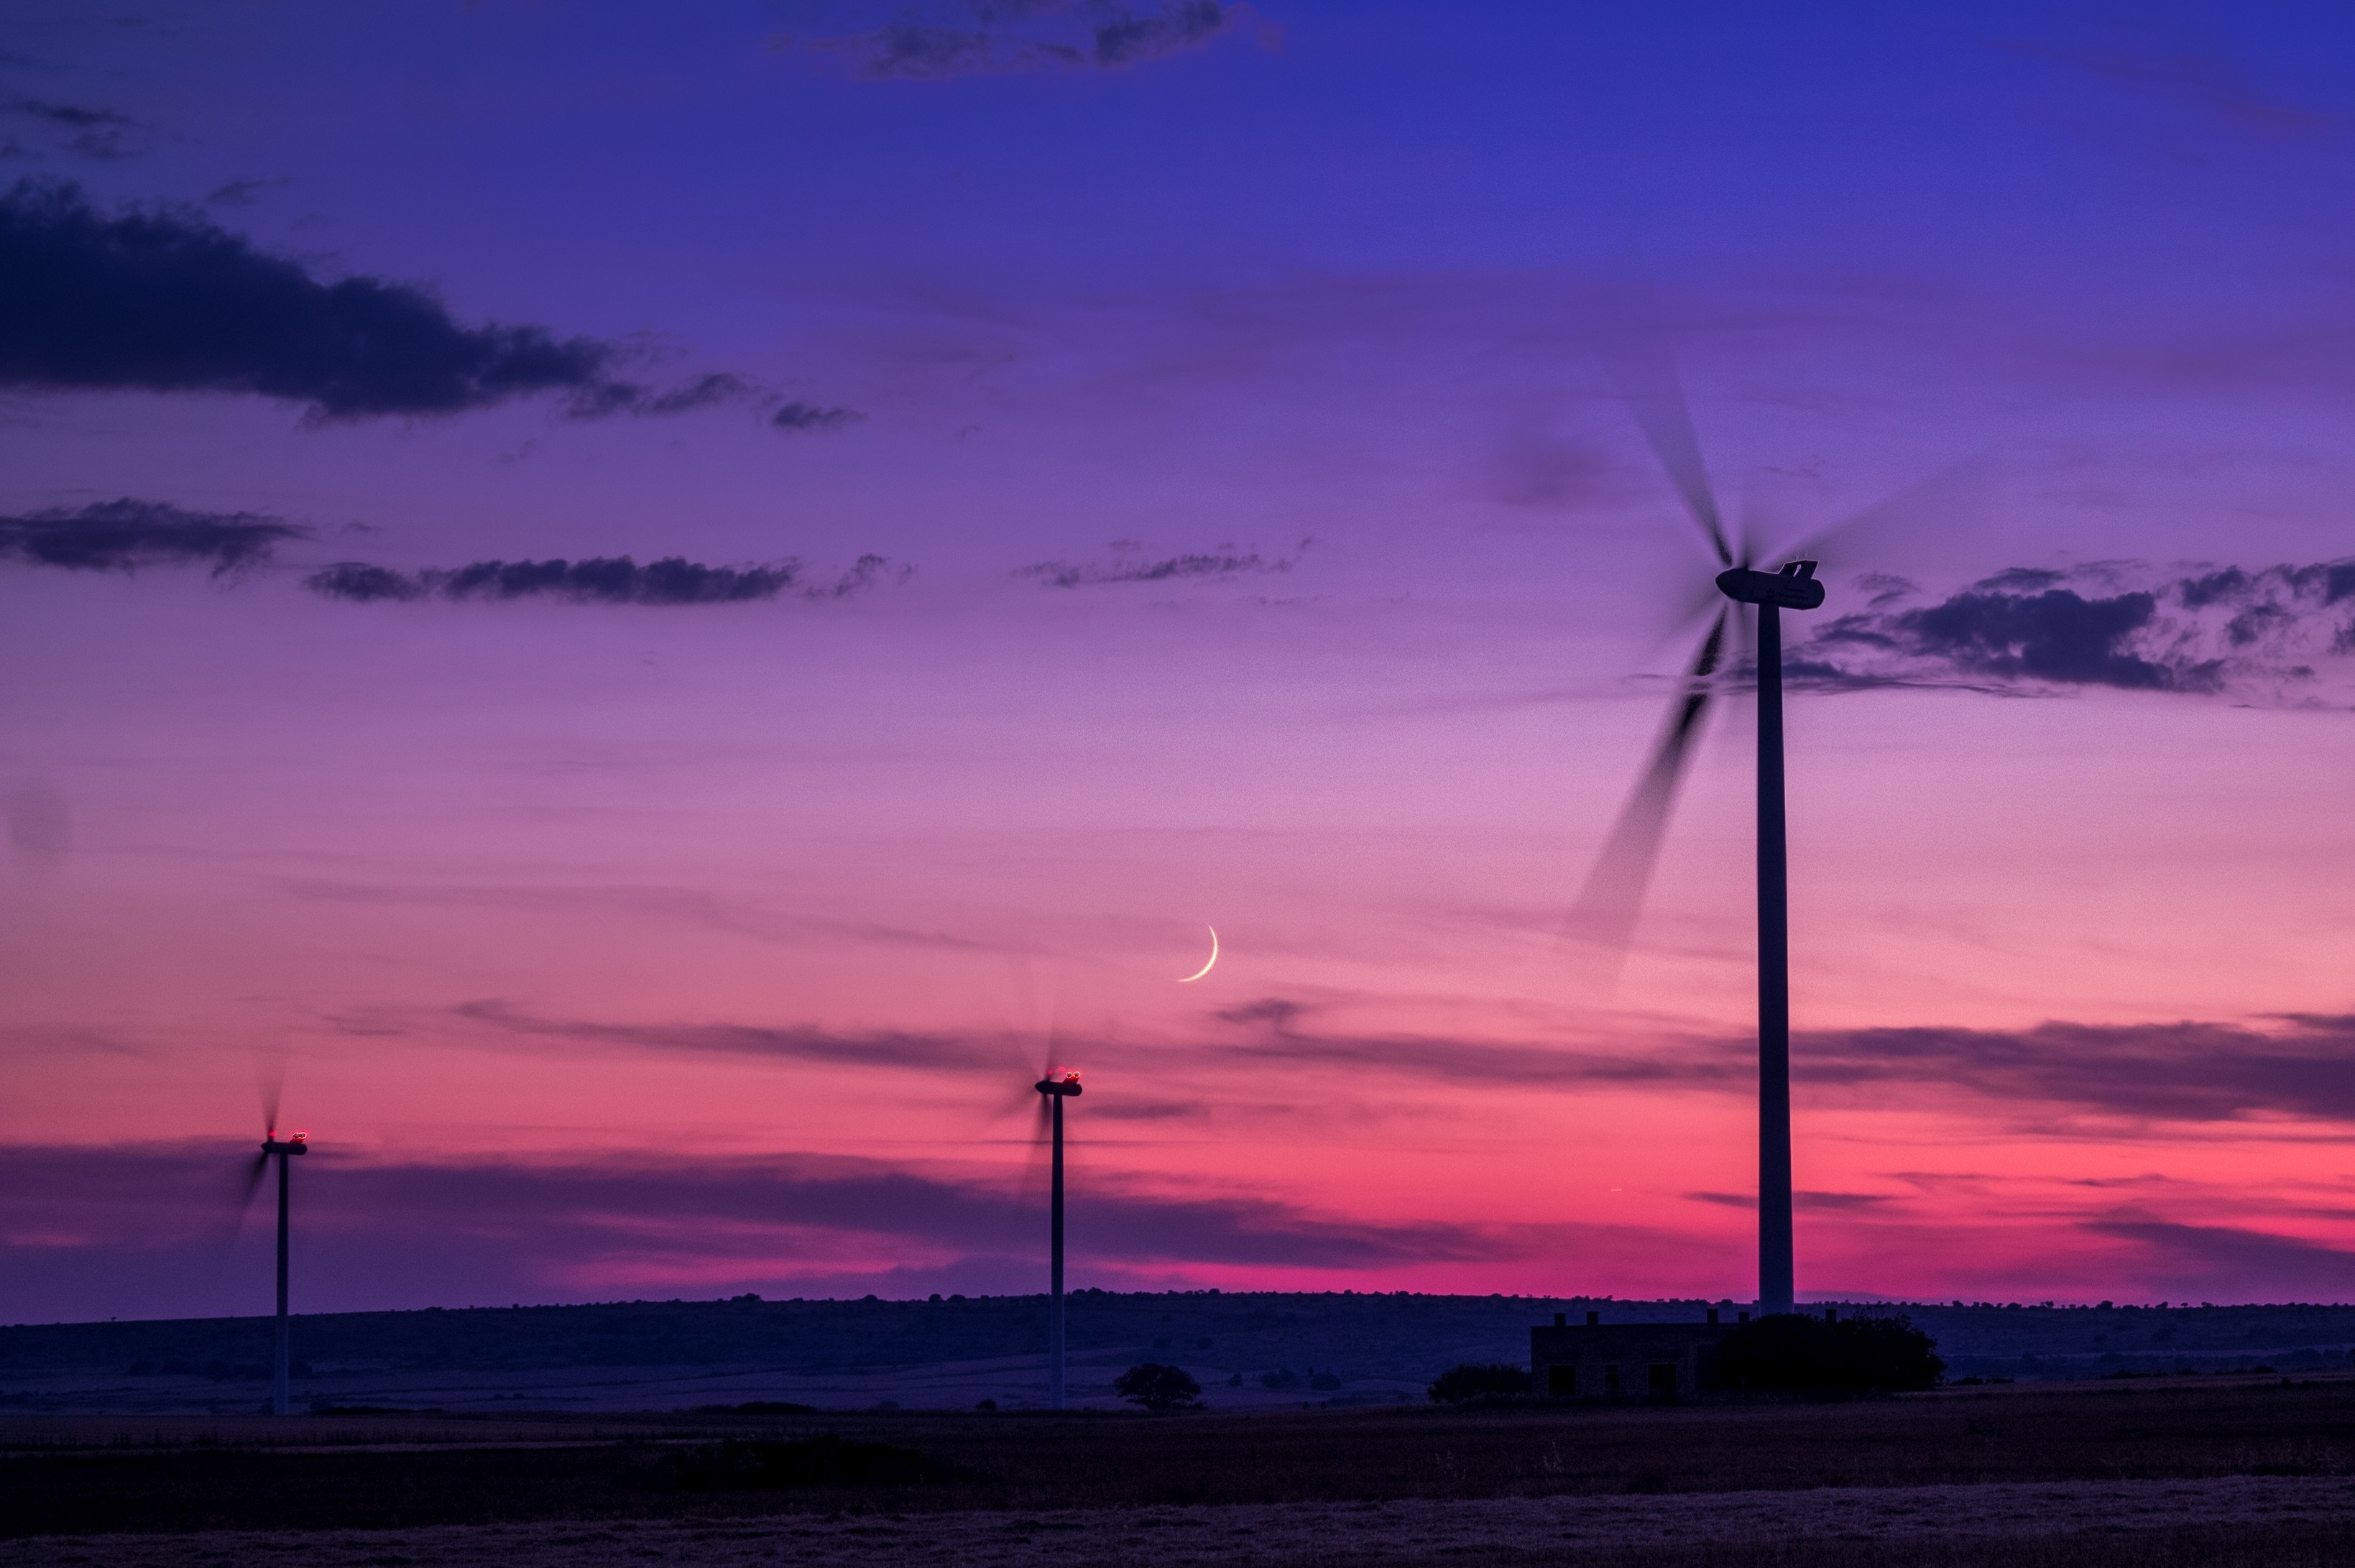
[4,2,2355,1323]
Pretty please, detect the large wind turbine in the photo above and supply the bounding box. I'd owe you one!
[238,1107,308,1415]
[1567,300,1833,1318]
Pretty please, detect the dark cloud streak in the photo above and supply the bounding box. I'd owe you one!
[408,990,2355,1133]
[303,553,906,607]
[798,1,1239,81]
[0,181,827,424]
[1804,1016,2355,1126]
[2083,1216,2355,1302]
[1022,540,1307,589]
[1212,1000,2355,1127]
[1,97,143,158]
[450,1000,1006,1075]
[1791,559,2355,699]
[770,400,862,432]
[0,498,303,573]
[0,1140,1496,1275]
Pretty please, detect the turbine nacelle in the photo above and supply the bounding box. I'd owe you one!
[1715,560,1825,610]
[1036,1071,1082,1098]
[261,1133,308,1156]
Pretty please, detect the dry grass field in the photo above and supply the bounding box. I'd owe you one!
[6,1375,2354,1564]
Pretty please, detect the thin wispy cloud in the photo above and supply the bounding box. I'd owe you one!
[446,999,1007,1074]
[770,400,863,432]
[785,1,1241,82]
[4,98,131,131]
[1020,538,1309,589]
[1990,22,2335,135]
[1241,1024,1748,1092]
[303,553,908,607]
[204,176,292,208]
[280,877,1000,954]
[0,498,305,573]
[1,96,144,158]
[0,180,836,424]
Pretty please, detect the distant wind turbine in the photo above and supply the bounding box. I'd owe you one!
[997,989,1087,1411]
[1032,1065,1083,1409]
[236,1080,308,1416]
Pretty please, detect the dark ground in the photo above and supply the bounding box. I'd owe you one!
[13,1296,2355,1564]
[5,1373,2355,1536]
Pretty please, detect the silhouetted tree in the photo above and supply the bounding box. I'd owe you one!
[1712,1313,1943,1393]
[1426,1362,1532,1403]
[1836,1314,1946,1390]
[1114,1362,1203,1411]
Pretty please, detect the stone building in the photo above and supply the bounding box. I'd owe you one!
[1528,1308,1737,1399]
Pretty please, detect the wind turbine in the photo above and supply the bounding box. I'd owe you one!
[998,969,1088,1410]
[237,1097,308,1416]
[1567,295,1837,1319]
[1033,1066,1083,1408]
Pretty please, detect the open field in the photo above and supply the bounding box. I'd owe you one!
[19,1481,2355,1567]
[7,1375,2355,1563]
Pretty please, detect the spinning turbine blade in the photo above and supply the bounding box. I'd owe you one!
[1019,1092,1055,1199]
[995,1074,1044,1120]
[1771,453,1997,575]
[256,1042,287,1138]
[207,1149,272,1277]
[1013,1002,1059,1196]
[990,962,1058,1118]
[1595,266,1733,566]
[1565,611,1728,952]
[239,1150,270,1213]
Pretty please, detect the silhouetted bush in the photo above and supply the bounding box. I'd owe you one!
[1712,1313,1944,1393]
[1427,1362,1532,1403]
[660,1435,953,1490]
[1114,1362,1204,1411]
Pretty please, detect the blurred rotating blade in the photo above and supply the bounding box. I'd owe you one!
[992,968,1057,1120]
[995,1032,1047,1118]
[1018,1092,1054,1200]
[1769,453,1998,575]
[208,1148,272,1278]
[1594,264,1733,567]
[238,1149,269,1214]
[1565,610,1728,953]
[255,1039,289,1138]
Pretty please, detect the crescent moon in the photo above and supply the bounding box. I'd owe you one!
[1176,926,1220,983]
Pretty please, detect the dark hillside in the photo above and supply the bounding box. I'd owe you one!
[0,1290,1579,1379]
[4,1294,2353,1412]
